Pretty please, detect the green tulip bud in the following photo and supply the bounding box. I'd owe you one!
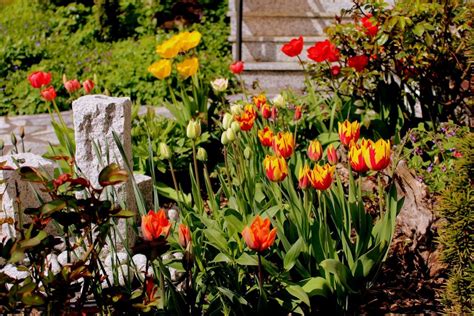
[222,113,233,130]
[186,119,201,140]
[196,147,207,162]
[230,104,243,115]
[159,142,171,160]
[10,132,17,146]
[244,146,252,160]
[221,132,229,145]
[226,128,236,142]
[231,121,240,133]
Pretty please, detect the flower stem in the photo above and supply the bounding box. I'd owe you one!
[192,141,201,193]
[168,160,179,195]
[257,252,263,289]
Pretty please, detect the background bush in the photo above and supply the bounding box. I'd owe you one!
[0,0,231,115]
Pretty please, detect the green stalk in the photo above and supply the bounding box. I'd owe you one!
[191,141,201,193]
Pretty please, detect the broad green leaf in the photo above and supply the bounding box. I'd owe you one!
[284,237,305,271]
[98,163,128,186]
[217,286,248,305]
[300,277,331,297]
[211,253,231,263]
[40,200,66,217]
[235,253,258,266]
[19,231,47,249]
[286,284,310,307]
[21,293,45,306]
[204,228,228,253]
[320,259,357,293]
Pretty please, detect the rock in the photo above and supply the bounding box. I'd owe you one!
[134,173,153,211]
[45,254,61,275]
[0,153,55,239]
[132,254,147,272]
[167,208,179,221]
[72,95,135,251]
[394,160,434,243]
[104,251,129,267]
[1,263,30,280]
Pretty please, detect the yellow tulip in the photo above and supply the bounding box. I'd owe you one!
[148,59,172,80]
[179,31,202,52]
[156,36,181,59]
[176,57,199,78]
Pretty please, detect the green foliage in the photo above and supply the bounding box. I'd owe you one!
[0,0,230,115]
[437,132,474,313]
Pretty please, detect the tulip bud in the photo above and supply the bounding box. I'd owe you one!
[158,142,171,160]
[226,128,236,142]
[231,121,240,133]
[211,78,228,92]
[271,106,278,120]
[221,132,229,145]
[222,113,233,129]
[244,146,252,160]
[272,94,285,107]
[19,126,25,139]
[230,104,243,115]
[196,147,207,162]
[186,119,201,140]
[11,132,17,146]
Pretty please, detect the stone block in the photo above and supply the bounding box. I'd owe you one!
[134,173,153,211]
[0,153,55,240]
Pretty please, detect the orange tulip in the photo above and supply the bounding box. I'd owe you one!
[258,126,273,147]
[363,139,391,171]
[178,223,192,248]
[348,140,370,173]
[298,164,312,189]
[294,106,302,121]
[253,94,266,110]
[242,215,277,252]
[261,103,271,119]
[307,139,323,161]
[235,104,257,131]
[263,155,288,182]
[326,144,338,165]
[82,79,94,94]
[338,120,360,146]
[40,86,57,102]
[141,210,171,241]
[272,131,294,159]
[309,164,335,190]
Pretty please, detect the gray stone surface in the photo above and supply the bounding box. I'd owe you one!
[240,62,305,93]
[73,95,135,250]
[135,173,153,211]
[0,153,55,239]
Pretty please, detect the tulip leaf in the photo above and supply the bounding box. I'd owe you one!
[317,133,339,146]
[217,287,248,305]
[284,237,304,271]
[235,253,258,266]
[40,199,66,217]
[98,163,128,186]
[352,242,387,279]
[286,284,310,307]
[204,228,228,253]
[111,209,135,218]
[211,253,231,263]
[320,259,357,293]
[19,231,47,249]
[300,277,331,298]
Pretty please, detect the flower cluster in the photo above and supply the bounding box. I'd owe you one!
[148,31,202,80]
[28,71,94,102]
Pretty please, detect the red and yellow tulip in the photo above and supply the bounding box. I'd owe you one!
[326,144,338,165]
[307,139,322,161]
[242,215,277,253]
[338,120,360,146]
[253,94,267,109]
[258,126,273,147]
[348,140,370,173]
[272,131,294,159]
[235,104,257,131]
[298,164,312,189]
[263,155,288,182]
[363,139,391,171]
[261,103,271,119]
[309,164,335,190]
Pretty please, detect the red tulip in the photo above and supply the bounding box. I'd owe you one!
[326,144,338,165]
[40,86,57,102]
[242,215,277,253]
[348,55,369,72]
[230,61,244,74]
[82,79,94,94]
[178,224,192,248]
[28,71,51,89]
[294,106,302,121]
[261,103,271,119]
[141,210,171,241]
[361,14,379,37]
[64,79,81,94]
[281,36,304,57]
[331,65,341,76]
[271,106,278,120]
[307,40,339,63]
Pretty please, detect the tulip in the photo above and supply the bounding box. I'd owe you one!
[361,14,378,37]
[230,121,241,133]
[261,103,271,119]
[141,210,171,241]
[258,126,273,147]
[326,144,338,165]
[242,215,277,253]
[82,79,94,94]
[156,35,181,59]
[40,86,57,102]
[363,139,390,171]
[272,131,294,159]
[298,164,312,189]
[230,61,244,74]
[28,71,51,89]
[211,78,228,92]
[226,128,236,142]
[196,147,208,162]
[263,155,288,182]
[178,223,192,248]
[186,119,201,139]
[222,113,233,129]
[310,164,335,190]
[338,120,360,146]
[271,106,278,120]
[221,132,229,145]
[348,55,369,72]
[349,140,369,173]
[148,59,172,80]
[307,139,323,161]
[234,104,257,131]
[230,103,243,115]
[177,57,199,78]
[331,65,341,76]
[307,39,339,63]
[272,94,285,107]
[253,94,267,110]
[281,36,304,57]
[244,146,252,160]
[159,142,171,160]
[179,31,202,52]
[294,106,302,121]
[64,79,81,94]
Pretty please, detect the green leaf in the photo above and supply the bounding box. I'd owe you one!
[204,228,228,253]
[320,259,357,293]
[18,166,47,183]
[235,253,258,266]
[111,209,135,218]
[211,253,232,263]
[283,237,304,271]
[40,200,66,217]
[413,23,425,37]
[317,132,339,146]
[286,285,310,307]
[21,292,45,306]
[217,286,248,305]
[98,163,128,186]
[19,231,47,249]
[300,277,331,298]
[377,33,389,46]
